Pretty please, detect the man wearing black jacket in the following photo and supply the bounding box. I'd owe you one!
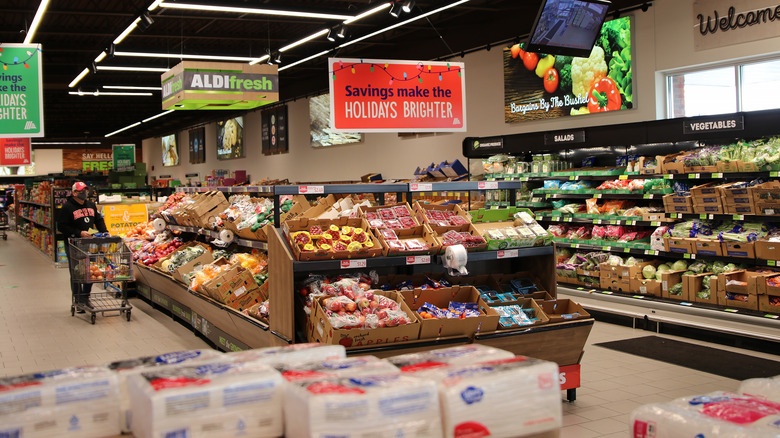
[58,182,108,312]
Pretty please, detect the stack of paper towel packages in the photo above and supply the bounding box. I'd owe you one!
[106,349,223,433]
[388,344,516,372]
[0,366,120,438]
[127,355,285,438]
[226,342,345,368]
[739,375,780,403]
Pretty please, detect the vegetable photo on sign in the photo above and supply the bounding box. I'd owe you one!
[503,16,633,122]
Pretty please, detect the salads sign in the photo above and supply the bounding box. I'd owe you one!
[328,58,466,133]
[694,0,780,51]
[503,17,633,122]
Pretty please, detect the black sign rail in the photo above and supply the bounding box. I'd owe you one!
[185,173,199,178]
[544,130,586,146]
[683,115,745,135]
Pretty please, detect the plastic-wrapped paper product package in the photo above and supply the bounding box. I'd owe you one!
[414,357,561,438]
[630,391,780,438]
[284,373,443,438]
[388,345,516,373]
[739,375,780,403]
[275,355,400,382]
[226,343,345,367]
[0,366,120,438]
[106,349,223,433]
[127,357,284,438]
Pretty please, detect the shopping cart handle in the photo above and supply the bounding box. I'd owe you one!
[93,232,111,238]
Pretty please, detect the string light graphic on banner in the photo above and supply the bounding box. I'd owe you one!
[331,59,462,85]
[0,47,42,71]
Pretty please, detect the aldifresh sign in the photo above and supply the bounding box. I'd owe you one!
[694,0,780,50]
[0,44,44,138]
[161,61,279,111]
[328,58,466,133]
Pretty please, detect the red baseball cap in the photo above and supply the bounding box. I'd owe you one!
[72,182,88,191]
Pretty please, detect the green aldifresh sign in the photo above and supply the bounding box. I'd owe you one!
[113,144,136,171]
[0,44,44,138]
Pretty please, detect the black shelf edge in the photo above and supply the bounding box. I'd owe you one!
[167,224,269,250]
[554,241,778,266]
[540,193,665,200]
[275,183,409,195]
[19,200,50,207]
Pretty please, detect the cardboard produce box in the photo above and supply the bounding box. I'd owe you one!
[664,237,694,254]
[755,201,780,216]
[540,299,590,323]
[752,180,780,203]
[722,241,756,259]
[182,191,230,228]
[693,202,724,214]
[207,265,260,305]
[657,153,685,174]
[152,241,210,279]
[599,260,659,280]
[399,286,500,338]
[308,291,420,347]
[491,272,547,297]
[631,276,661,297]
[171,248,214,285]
[663,194,694,214]
[662,271,689,301]
[717,160,742,173]
[690,183,722,201]
[685,273,716,305]
[724,202,756,215]
[758,274,780,314]
[600,276,632,293]
[374,223,442,256]
[360,202,421,228]
[413,201,471,235]
[692,239,724,257]
[493,298,549,329]
[755,239,780,261]
[283,216,382,261]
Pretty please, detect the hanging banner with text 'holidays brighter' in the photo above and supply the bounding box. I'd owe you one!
[328,58,466,133]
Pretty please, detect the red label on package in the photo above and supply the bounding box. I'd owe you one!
[281,370,328,382]
[298,185,324,194]
[478,181,498,190]
[306,381,366,395]
[149,377,211,391]
[496,250,518,259]
[453,421,490,438]
[559,364,581,390]
[340,259,367,269]
[410,183,433,192]
[633,420,656,438]
[329,58,466,133]
[399,361,449,373]
[406,255,431,265]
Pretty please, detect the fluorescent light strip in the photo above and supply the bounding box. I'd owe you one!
[278,49,331,71]
[70,91,153,96]
[279,29,328,53]
[68,68,90,88]
[142,110,174,123]
[159,2,352,20]
[114,17,140,45]
[248,55,271,66]
[23,0,50,44]
[32,141,102,145]
[341,0,470,49]
[104,85,162,91]
[106,122,141,138]
[343,3,390,24]
[97,66,169,72]
[94,51,107,63]
[148,0,164,11]
[115,51,256,62]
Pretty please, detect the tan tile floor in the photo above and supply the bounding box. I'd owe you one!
[1,231,778,437]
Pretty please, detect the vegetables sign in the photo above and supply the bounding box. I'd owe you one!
[504,17,633,122]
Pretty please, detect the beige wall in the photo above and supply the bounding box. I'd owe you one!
[143,0,780,183]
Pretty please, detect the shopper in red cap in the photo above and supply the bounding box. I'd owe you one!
[58,182,108,312]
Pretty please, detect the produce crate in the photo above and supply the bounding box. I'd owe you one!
[600,277,632,293]
[663,194,694,214]
[658,153,686,174]
[599,260,659,280]
[755,201,780,216]
[664,237,694,254]
[690,183,722,203]
[399,286,500,338]
[688,274,718,305]
[758,274,780,314]
[692,239,724,257]
[374,223,442,256]
[630,276,661,297]
[693,202,724,214]
[412,201,471,235]
[684,165,719,174]
[660,270,686,299]
[722,241,756,259]
[755,240,780,261]
[493,298,550,329]
[752,181,780,203]
[724,202,756,215]
[717,161,742,173]
[539,299,591,323]
[283,217,382,261]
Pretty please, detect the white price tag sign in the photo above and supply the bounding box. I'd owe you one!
[478,181,499,190]
[299,185,325,194]
[410,183,434,192]
[406,255,431,265]
[340,259,367,269]
[497,249,519,259]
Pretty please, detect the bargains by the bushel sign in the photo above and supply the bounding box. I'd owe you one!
[0,44,44,138]
[0,138,31,165]
[328,58,466,133]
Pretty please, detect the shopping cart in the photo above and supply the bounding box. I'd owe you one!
[67,236,133,324]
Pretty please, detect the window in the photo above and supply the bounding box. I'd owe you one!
[667,58,780,118]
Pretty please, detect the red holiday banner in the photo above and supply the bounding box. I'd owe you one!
[0,138,31,165]
[328,58,466,133]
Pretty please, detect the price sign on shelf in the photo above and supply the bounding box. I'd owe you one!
[298,185,325,195]
[341,259,367,269]
[410,183,433,192]
[478,181,498,190]
[406,255,431,265]
[497,249,519,259]
[619,175,628,180]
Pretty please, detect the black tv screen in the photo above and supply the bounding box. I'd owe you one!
[526,0,611,58]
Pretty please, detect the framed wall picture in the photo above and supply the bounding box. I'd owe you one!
[262,105,289,155]
[189,127,205,164]
[161,133,179,167]
[309,93,362,147]
[216,116,244,160]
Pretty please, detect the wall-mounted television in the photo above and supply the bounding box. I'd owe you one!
[526,0,611,58]
[161,133,179,167]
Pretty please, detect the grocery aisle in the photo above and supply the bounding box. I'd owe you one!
[1,231,778,437]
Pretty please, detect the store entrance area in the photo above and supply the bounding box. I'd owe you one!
[2,230,777,437]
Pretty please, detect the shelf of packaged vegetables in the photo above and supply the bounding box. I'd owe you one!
[554,241,780,267]
[17,215,52,230]
[167,224,269,250]
[19,199,50,208]
[668,213,780,222]
[485,171,780,181]
[557,285,780,341]
[536,215,668,227]
[178,186,276,194]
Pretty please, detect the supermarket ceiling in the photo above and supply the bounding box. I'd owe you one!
[3,0,650,143]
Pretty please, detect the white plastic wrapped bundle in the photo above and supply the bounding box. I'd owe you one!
[0,366,120,438]
[127,357,284,438]
[106,348,223,432]
[739,375,780,402]
[416,357,561,438]
[226,343,345,367]
[275,355,400,382]
[630,391,780,438]
[389,345,516,373]
[284,374,443,438]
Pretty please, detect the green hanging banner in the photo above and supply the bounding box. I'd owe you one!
[0,44,44,138]
[113,144,136,171]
